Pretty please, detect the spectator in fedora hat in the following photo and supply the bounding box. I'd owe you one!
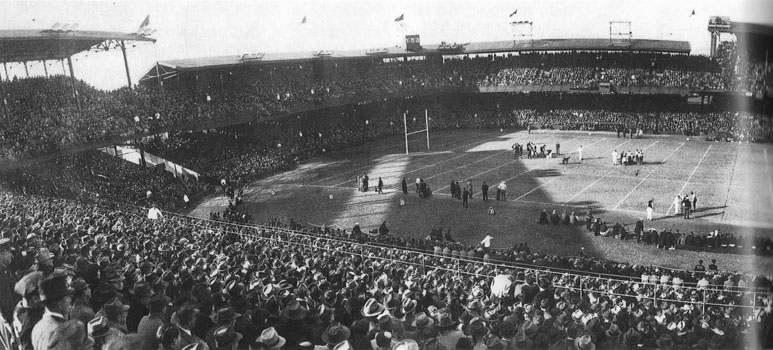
[0,237,18,327]
[210,325,242,350]
[137,294,171,347]
[404,311,433,342]
[319,322,350,349]
[127,281,155,333]
[175,304,208,350]
[32,272,73,350]
[574,331,595,350]
[35,248,54,276]
[101,297,130,348]
[436,311,463,349]
[371,330,394,350]
[361,298,384,319]
[155,323,180,350]
[48,319,94,350]
[68,277,95,325]
[254,327,286,349]
[310,304,334,346]
[89,316,110,350]
[278,299,311,347]
[13,271,44,350]
[206,307,242,347]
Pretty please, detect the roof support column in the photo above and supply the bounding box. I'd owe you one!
[67,56,82,115]
[120,40,132,90]
[42,60,48,77]
[3,63,8,81]
[0,73,8,122]
[153,42,162,89]
[23,62,29,77]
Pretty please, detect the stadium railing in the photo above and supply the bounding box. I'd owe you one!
[86,196,770,300]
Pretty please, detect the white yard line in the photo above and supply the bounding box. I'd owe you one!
[643,140,660,150]
[562,169,615,205]
[613,142,685,210]
[425,150,510,180]
[513,176,562,201]
[664,145,712,216]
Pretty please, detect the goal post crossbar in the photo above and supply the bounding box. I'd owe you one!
[406,129,427,136]
[403,110,430,154]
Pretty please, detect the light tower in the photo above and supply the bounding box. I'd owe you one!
[707,16,732,57]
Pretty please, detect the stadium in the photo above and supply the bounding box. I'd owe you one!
[0,2,772,350]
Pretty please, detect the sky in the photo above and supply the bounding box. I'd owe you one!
[2,0,772,90]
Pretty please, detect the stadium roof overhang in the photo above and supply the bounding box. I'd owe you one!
[0,29,156,63]
[730,22,773,37]
[147,37,690,78]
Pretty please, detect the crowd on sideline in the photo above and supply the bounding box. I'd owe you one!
[2,46,771,161]
[534,208,773,257]
[0,192,771,350]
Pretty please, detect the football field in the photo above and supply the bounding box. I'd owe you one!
[192,129,773,274]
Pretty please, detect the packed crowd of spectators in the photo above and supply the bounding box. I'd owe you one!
[715,41,773,98]
[0,192,771,350]
[0,150,209,211]
[2,49,769,161]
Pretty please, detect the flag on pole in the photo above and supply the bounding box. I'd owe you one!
[394,14,404,22]
[300,16,307,24]
[138,15,150,29]
[509,9,518,17]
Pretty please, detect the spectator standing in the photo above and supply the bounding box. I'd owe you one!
[577,146,583,163]
[32,273,72,350]
[646,199,654,220]
[673,195,681,216]
[682,197,691,219]
[148,206,163,220]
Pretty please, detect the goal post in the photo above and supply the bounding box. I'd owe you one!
[403,109,430,154]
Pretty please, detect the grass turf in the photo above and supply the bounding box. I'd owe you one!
[191,129,773,276]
